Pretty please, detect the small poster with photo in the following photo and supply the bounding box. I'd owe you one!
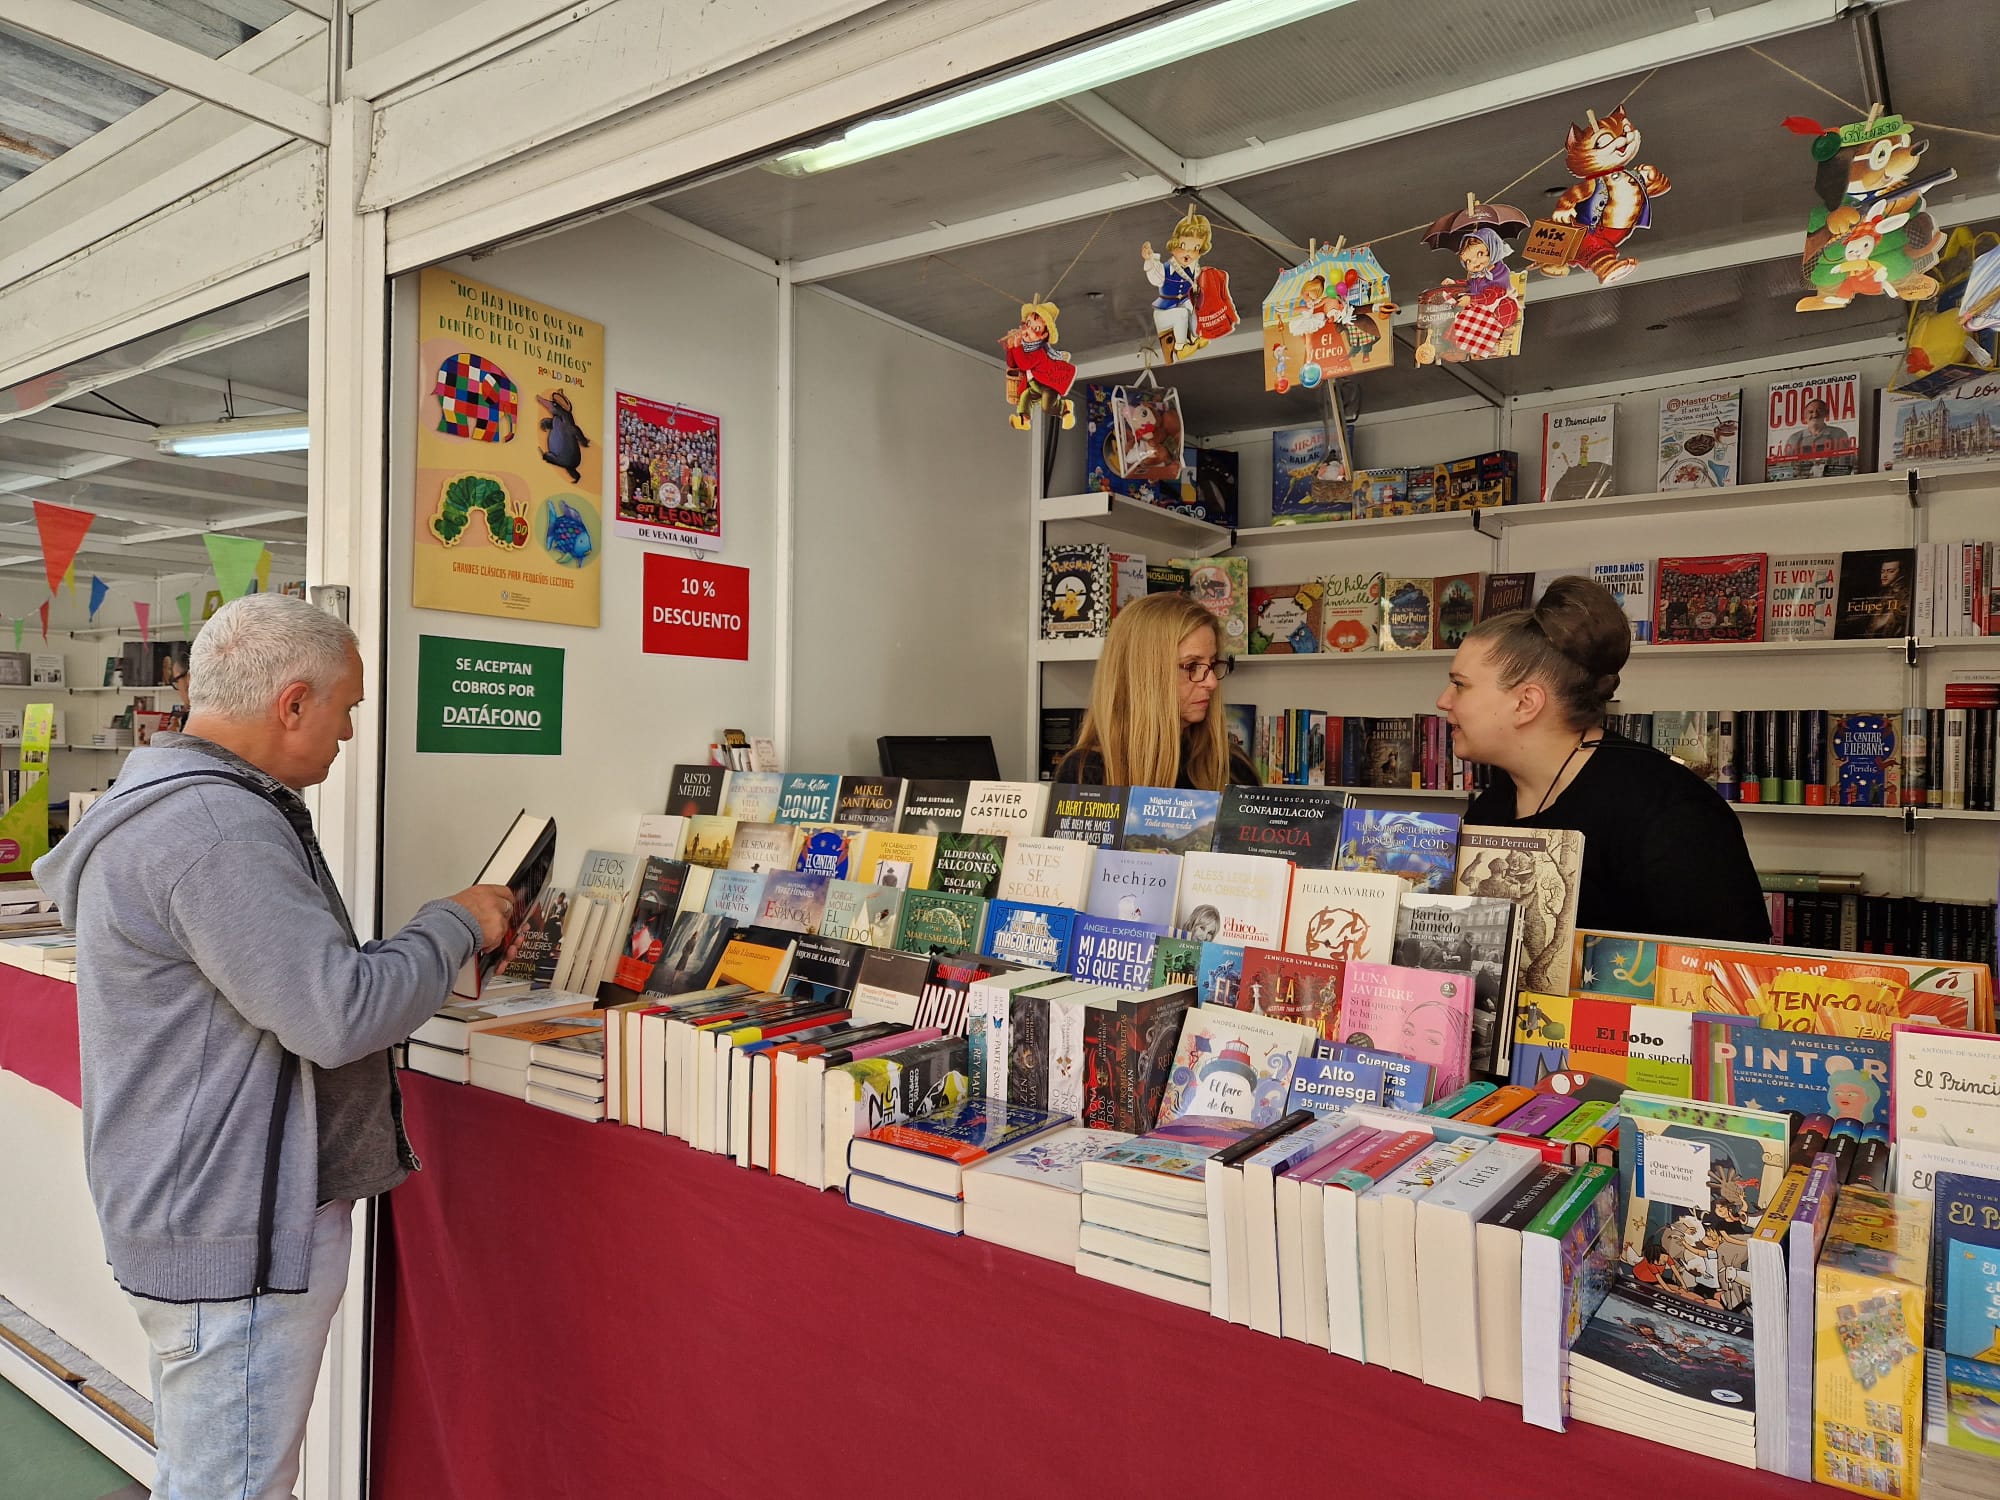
[614,392,722,551]
[30,654,64,688]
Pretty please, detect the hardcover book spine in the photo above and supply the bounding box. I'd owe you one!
[1757,708,1781,803]
[1082,1007,1119,1131]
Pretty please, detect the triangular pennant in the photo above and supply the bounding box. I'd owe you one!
[11,619,21,651]
[135,602,151,646]
[37,602,47,643]
[62,560,76,598]
[88,576,108,621]
[255,546,272,596]
[175,593,192,640]
[32,501,94,596]
[203,534,265,604]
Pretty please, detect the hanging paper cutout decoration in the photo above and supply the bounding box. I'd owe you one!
[37,602,47,643]
[1109,371,1184,482]
[1140,209,1238,363]
[256,546,272,596]
[1260,241,1395,392]
[61,560,75,598]
[1415,200,1530,365]
[1895,229,2000,394]
[1789,111,1955,313]
[1961,242,2000,337]
[135,602,151,646]
[32,501,94,595]
[88,576,108,621]
[175,593,192,640]
[204,533,265,604]
[434,353,519,441]
[1000,302,1078,430]
[1524,107,1669,284]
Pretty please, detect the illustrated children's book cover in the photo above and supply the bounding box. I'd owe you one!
[1262,243,1395,390]
[1933,1170,2000,1458]
[1250,581,1323,655]
[1041,543,1113,640]
[1173,555,1251,653]
[1691,1017,1891,1130]
[1156,1003,1315,1126]
[1318,571,1384,653]
[1337,807,1461,893]
[1540,403,1616,501]
[1271,422,1353,524]
[1813,1188,1929,1495]
[1510,992,1694,1097]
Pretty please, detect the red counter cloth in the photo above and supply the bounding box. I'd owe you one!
[373,1076,1820,1500]
[0,968,82,1105]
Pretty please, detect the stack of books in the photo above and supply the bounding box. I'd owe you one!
[405,987,594,1084]
[524,1018,607,1119]
[845,1099,1069,1233]
[960,1123,1134,1262]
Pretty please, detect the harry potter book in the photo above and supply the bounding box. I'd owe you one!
[1380,577,1436,651]
[1481,571,1537,618]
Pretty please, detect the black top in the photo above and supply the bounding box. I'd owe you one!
[1464,732,1771,945]
[1053,743,1262,791]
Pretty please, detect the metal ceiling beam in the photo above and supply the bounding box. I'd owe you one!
[283,0,336,19]
[119,508,309,546]
[0,465,304,508]
[134,366,307,413]
[3,410,308,487]
[0,454,130,496]
[0,488,229,530]
[3,0,331,145]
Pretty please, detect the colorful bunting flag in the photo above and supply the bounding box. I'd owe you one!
[88,576,108,621]
[37,602,47,643]
[175,593,192,640]
[32,502,94,595]
[203,534,265,604]
[135,602,151,646]
[11,619,21,652]
[255,546,272,596]
[61,560,76,598]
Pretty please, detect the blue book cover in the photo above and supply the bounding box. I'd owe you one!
[1069,915,1162,991]
[1121,786,1222,856]
[776,772,839,824]
[795,826,860,880]
[702,870,769,924]
[1575,932,1660,1001]
[1195,941,1245,1009]
[1335,807,1462,894]
[1085,848,1181,927]
[1693,1015,1891,1130]
[857,1098,1070,1159]
[1934,1169,2000,1457]
[1318,1040,1433,1112]
[1270,423,1351,522]
[1286,1053,1388,1115]
[981,900,1076,970]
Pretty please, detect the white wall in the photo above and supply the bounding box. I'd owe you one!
[789,291,1027,775]
[382,215,782,927]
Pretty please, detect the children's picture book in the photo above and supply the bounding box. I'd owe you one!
[1893,1025,2000,1155]
[1337,960,1475,1101]
[1337,807,1461,893]
[1175,850,1292,949]
[1510,992,1695,1097]
[1767,371,1861,481]
[1933,1170,2000,1458]
[981,900,1075,970]
[1454,826,1583,997]
[1285,868,1404,964]
[1270,422,1352,524]
[1041,542,1113,639]
[1833,547,1916,640]
[897,781,969,836]
[1213,783,1342,869]
[1394,893,1518,1078]
[1540,403,1616,502]
[1156,1004,1315,1125]
[1249,581,1323,655]
[1122,786,1222,855]
[1764,554,1840,642]
[1174,555,1251,653]
[1657,385,1741,489]
[1317,571,1383,653]
[1380,577,1435,651]
[1587,558,1654,644]
[930,831,1007,897]
[1877,368,2000,472]
[776,773,839,825]
[1653,553,1767,644]
[1085,848,1181,928]
[1043,784,1128,847]
[1813,1189,1928,1494]
[1692,1017,1890,1129]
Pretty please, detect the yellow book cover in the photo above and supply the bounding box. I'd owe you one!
[710,936,791,992]
[683,815,740,869]
[1814,1188,1930,1497]
[856,831,938,892]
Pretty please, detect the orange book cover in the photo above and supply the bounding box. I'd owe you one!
[710,937,789,992]
[1452,1084,1536,1126]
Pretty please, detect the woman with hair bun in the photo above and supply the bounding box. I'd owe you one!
[1438,575,1769,943]
[1055,591,1259,790]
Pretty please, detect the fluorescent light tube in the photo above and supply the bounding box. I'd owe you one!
[156,415,309,457]
[766,0,1359,176]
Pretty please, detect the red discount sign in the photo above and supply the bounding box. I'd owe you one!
[642,553,750,660]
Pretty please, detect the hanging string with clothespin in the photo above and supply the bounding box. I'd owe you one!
[1747,46,2000,143]
[1036,209,1118,306]
[920,254,1030,308]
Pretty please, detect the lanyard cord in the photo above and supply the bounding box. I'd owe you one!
[1530,734,1604,818]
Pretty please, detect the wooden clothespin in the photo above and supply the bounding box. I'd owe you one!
[1865,102,1883,126]
[1331,236,1346,255]
[1466,192,1478,215]
[1586,108,1598,129]
[1307,238,1317,257]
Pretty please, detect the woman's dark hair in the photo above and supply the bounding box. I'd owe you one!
[1465,574,1630,728]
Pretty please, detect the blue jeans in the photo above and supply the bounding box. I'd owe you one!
[125,1199,355,1500]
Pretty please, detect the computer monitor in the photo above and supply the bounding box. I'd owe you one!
[876,735,1000,780]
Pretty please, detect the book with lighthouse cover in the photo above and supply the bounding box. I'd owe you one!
[1155,1003,1315,1126]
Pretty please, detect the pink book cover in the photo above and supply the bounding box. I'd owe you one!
[1283,1126,1389,1184]
[1335,961,1476,1100]
[847,1026,943,1060]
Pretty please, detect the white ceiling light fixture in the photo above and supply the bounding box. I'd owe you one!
[765,0,1360,177]
[156,414,310,457]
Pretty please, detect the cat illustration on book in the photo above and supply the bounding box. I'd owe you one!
[1545,106,1669,284]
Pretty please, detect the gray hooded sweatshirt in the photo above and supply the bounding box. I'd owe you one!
[34,735,480,1301]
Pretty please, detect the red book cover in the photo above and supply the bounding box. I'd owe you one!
[1240,946,1344,1040]
[1653,553,1768,644]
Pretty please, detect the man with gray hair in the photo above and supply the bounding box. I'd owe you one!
[35,593,516,1500]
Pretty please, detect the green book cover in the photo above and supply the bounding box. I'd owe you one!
[894,890,988,957]
[1150,935,1201,987]
[1525,1162,1616,1237]
[931,831,1006,898]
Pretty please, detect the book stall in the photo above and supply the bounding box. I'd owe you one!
[7,2,2000,1498]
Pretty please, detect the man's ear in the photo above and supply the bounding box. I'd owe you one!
[276,679,312,725]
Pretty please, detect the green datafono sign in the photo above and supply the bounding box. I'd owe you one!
[416,635,563,755]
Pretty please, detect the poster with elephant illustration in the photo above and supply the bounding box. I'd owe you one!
[413,267,603,627]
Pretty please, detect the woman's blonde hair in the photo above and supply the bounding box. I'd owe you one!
[1070,591,1230,789]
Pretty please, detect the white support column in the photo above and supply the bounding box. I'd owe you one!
[775,264,797,765]
[301,94,384,1500]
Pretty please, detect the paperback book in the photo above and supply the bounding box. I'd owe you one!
[898,781,969,836]
[1657,385,1741,489]
[1394,893,1518,1077]
[1654,554,1768,644]
[1176,850,1292,949]
[776,773,840,825]
[1213,784,1342,869]
[1336,807,1460,893]
[1455,826,1583,997]
[1541,403,1617,501]
[930,831,1007,898]
[894,890,989,958]
[1318,571,1383,654]
[1833,548,1916,641]
[1069,915,1162,990]
[1085,848,1181,928]
[1156,1004,1314,1126]
[1337,960,1476,1101]
[1041,542,1113,639]
[1588,559,1655,644]
[1380,577,1435,651]
[1767,371,1861,481]
[1765,554,1839,642]
[833,776,903,831]
[1122,786,1223,855]
[666,764,727,819]
[1043,784,1128,847]
[1285,868,1403,964]
[961,780,1049,840]
[981,900,1076,970]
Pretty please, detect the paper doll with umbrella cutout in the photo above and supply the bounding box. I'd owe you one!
[1415,198,1530,365]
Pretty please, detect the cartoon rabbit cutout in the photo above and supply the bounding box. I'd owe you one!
[1546,107,1669,285]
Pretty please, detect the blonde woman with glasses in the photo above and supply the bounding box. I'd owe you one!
[1054,592,1258,790]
